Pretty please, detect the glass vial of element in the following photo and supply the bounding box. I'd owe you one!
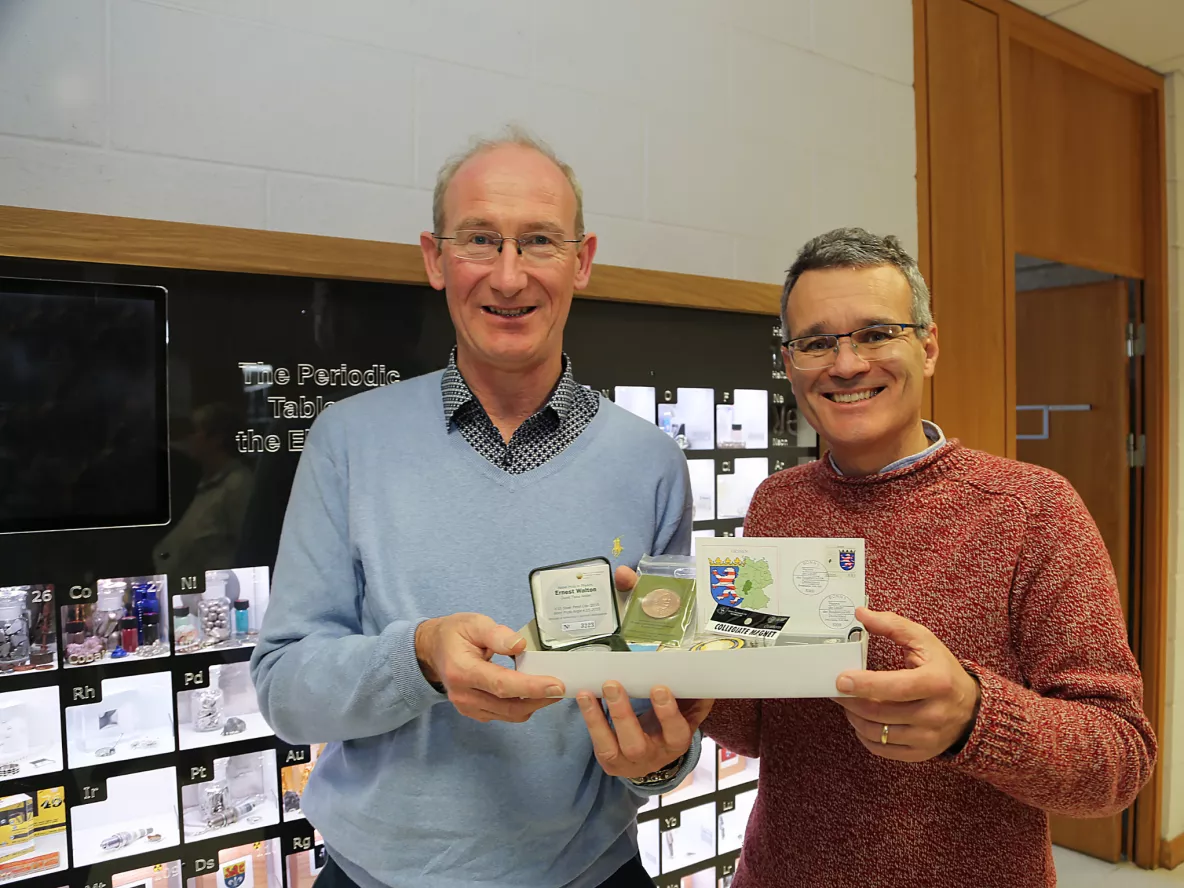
[0,588,30,672]
[173,606,199,652]
[193,686,224,733]
[731,422,744,446]
[140,613,160,648]
[119,617,139,653]
[132,581,160,643]
[233,600,250,638]
[64,619,102,665]
[199,596,231,643]
[92,581,126,653]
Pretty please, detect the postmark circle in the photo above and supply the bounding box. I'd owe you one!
[793,560,830,596]
[819,594,856,630]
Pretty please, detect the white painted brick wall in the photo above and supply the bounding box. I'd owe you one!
[0,0,918,284]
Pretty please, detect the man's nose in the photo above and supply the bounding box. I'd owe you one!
[828,337,870,377]
[489,238,527,297]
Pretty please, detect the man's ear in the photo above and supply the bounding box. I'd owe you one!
[572,233,598,290]
[922,324,939,378]
[420,232,446,291]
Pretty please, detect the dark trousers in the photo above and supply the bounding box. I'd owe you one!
[314,853,655,888]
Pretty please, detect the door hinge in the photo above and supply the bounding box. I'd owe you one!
[1127,322,1146,357]
[1128,433,1146,468]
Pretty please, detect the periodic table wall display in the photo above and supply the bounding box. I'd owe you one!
[0,256,817,888]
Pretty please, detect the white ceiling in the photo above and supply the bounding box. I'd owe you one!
[1012,0,1184,72]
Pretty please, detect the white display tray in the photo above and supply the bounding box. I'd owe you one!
[514,620,867,699]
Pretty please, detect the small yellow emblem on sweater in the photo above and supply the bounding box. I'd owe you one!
[612,538,623,558]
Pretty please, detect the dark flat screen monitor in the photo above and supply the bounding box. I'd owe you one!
[0,276,169,534]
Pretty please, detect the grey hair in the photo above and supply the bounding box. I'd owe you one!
[431,124,585,238]
[780,227,933,338]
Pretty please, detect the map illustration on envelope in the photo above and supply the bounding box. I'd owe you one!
[695,537,867,642]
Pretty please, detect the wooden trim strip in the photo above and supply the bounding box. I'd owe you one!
[914,0,936,422]
[1159,831,1184,869]
[969,0,1163,93]
[1133,83,1169,871]
[999,15,1018,460]
[0,205,781,316]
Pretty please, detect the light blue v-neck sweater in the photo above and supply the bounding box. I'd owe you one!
[250,370,694,888]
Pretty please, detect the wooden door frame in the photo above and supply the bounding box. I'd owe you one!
[914,0,1169,868]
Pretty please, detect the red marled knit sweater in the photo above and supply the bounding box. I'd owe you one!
[703,442,1155,888]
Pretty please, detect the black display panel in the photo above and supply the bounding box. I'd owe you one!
[0,254,812,888]
[0,277,169,535]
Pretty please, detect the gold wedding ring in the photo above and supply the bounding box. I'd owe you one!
[880,723,890,745]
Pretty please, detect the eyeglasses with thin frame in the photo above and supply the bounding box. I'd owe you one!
[781,323,927,370]
[434,229,584,263]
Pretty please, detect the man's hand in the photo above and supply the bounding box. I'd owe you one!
[577,681,714,779]
[614,565,639,595]
[415,613,565,724]
[833,607,980,762]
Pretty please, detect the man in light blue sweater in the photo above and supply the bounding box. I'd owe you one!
[250,128,708,888]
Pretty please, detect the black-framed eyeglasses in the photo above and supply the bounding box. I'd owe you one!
[781,323,926,370]
[433,229,583,263]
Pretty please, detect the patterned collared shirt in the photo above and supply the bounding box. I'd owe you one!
[441,349,601,474]
[828,420,949,475]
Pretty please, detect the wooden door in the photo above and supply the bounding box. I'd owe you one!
[1016,278,1131,861]
[923,0,1009,457]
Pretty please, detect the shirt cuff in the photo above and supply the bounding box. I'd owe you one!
[624,730,703,797]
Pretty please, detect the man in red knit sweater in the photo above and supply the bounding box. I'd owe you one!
[586,227,1156,887]
[708,227,1155,886]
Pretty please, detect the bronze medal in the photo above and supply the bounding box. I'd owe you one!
[640,587,682,619]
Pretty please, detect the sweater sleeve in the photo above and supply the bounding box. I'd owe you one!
[654,451,693,557]
[945,474,1156,816]
[701,701,763,758]
[249,415,446,744]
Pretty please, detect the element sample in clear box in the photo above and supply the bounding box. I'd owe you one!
[182,750,279,843]
[661,798,716,872]
[112,859,183,888]
[0,785,67,883]
[0,586,56,676]
[65,672,175,768]
[716,458,769,520]
[70,767,180,866]
[187,839,282,888]
[0,687,64,780]
[281,744,325,822]
[62,575,170,668]
[284,831,325,888]
[177,662,273,750]
[173,567,269,657]
[717,788,757,855]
